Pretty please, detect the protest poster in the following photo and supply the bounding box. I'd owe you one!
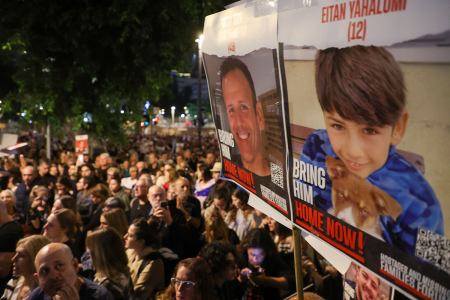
[203,4,293,225]
[278,0,450,298]
[75,135,88,155]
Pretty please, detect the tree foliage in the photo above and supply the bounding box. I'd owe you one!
[0,0,233,142]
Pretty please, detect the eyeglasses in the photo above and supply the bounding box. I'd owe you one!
[135,185,148,190]
[170,278,196,290]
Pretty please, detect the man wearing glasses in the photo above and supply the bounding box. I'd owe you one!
[129,177,152,223]
[148,185,189,259]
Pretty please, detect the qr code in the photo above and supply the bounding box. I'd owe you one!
[270,162,283,189]
[415,227,450,274]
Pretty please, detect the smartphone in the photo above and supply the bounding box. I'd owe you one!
[77,154,84,165]
[160,201,168,209]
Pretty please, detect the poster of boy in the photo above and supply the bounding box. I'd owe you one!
[298,45,443,256]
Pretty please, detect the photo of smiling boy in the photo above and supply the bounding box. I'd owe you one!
[299,45,444,256]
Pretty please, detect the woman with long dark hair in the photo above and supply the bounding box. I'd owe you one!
[238,228,295,300]
[193,163,216,210]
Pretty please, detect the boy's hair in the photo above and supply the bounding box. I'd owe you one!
[315,46,405,127]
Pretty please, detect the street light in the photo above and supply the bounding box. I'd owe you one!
[171,106,176,125]
[195,34,204,146]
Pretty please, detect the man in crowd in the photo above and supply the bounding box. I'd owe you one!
[99,153,110,182]
[147,153,159,175]
[129,177,152,222]
[148,185,188,258]
[38,159,56,188]
[206,152,216,169]
[175,177,201,229]
[0,198,24,295]
[29,243,112,300]
[15,166,43,212]
[136,161,145,174]
[121,165,138,194]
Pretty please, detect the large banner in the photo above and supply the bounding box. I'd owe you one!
[278,0,450,299]
[203,5,293,224]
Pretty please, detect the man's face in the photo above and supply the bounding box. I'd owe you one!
[355,267,379,300]
[148,186,165,207]
[100,156,108,167]
[134,179,149,200]
[222,69,264,166]
[176,179,189,199]
[76,178,84,191]
[40,163,49,176]
[136,162,145,172]
[149,154,157,165]
[212,171,220,182]
[324,111,394,179]
[206,153,215,166]
[22,167,36,186]
[214,198,227,212]
[183,150,191,160]
[129,167,138,179]
[176,155,183,166]
[34,248,79,296]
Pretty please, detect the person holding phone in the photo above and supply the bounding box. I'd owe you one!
[27,186,52,234]
[147,185,189,259]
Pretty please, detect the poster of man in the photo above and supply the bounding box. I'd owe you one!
[203,47,290,218]
[202,3,293,221]
[75,135,88,155]
[344,263,391,300]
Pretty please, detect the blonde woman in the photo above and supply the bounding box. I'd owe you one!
[0,190,26,225]
[86,227,133,300]
[1,235,51,300]
[203,210,239,246]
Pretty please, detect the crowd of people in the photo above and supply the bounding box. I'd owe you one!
[0,132,342,300]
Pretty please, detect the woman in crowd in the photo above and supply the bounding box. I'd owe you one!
[109,174,130,210]
[199,242,243,300]
[86,227,134,300]
[49,164,59,177]
[157,258,218,300]
[83,183,110,233]
[100,207,129,237]
[166,183,177,201]
[202,210,240,246]
[52,195,83,227]
[125,218,164,300]
[43,208,80,260]
[1,235,51,300]
[0,190,26,225]
[230,190,254,240]
[76,176,95,226]
[55,176,73,200]
[238,228,295,300]
[204,186,236,228]
[27,186,51,234]
[162,168,180,192]
[193,163,216,210]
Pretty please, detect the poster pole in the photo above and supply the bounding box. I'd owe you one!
[293,226,304,300]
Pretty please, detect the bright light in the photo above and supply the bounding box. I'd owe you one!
[181,114,185,118]
[130,111,133,114]
[106,104,109,108]
[29,120,32,124]
[269,1,275,6]
[144,101,150,110]
[21,113,26,117]
[0,100,2,104]
[39,106,43,110]
[171,106,176,111]
[84,118,88,122]
[184,106,187,110]
[120,110,125,114]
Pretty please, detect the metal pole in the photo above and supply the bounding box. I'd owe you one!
[293,226,304,300]
[197,41,203,148]
[46,116,51,160]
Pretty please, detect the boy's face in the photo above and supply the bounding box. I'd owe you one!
[324,111,397,179]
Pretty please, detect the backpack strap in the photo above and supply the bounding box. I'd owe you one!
[137,251,163,277]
